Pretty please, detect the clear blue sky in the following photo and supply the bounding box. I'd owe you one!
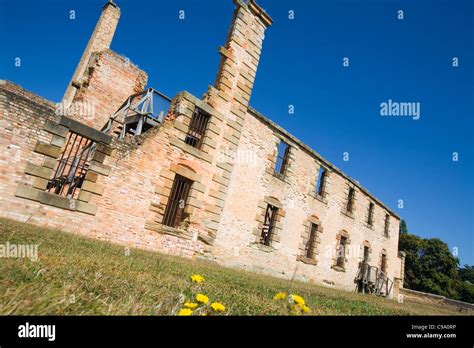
[1,0,472,265]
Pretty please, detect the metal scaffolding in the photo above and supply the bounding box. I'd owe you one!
[102,88,171,139]
[354,262,394,297]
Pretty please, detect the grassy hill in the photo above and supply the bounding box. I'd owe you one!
[0,218,466,315]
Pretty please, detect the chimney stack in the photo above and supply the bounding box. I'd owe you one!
[62,1,121,107]
[206,0,273,121]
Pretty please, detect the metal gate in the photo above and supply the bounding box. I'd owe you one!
[46,132,96,198]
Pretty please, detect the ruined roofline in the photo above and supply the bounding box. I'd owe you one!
[246,0,273,27]
[62,0,121,108]
[0,80,56,111]
[103,0,118,9]
[0,78,400,220]
[247,105,401,220]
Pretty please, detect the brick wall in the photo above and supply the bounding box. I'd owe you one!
[0,81,112,234]
[0,81,225,258]
[60,0,146,132]
[69,49,148,131]
[212,107,401,293]
[62,1,121,107]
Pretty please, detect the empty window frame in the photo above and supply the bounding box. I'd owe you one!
[367,202,375,226]
[315,167,327,196]
[306,223,318,259]
[363,246,370,263]
[162,175,193,228]
[274,140,290,179]
[346,187,355,213]
[46,132,96,199]
[384,214,390,236]
[260,204,278,246]
[184,108,210,149]
[336,236,347,268]
[381,254,387,274]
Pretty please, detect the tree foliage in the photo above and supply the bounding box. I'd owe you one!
[399,219,408,235]
[398,221,473,303]
[459,265,474,283]
[457,265,474,303]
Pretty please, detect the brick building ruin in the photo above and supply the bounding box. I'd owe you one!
[0,0,405,297]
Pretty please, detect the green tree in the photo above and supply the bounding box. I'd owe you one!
[399,234,460,299]
[398,221,474,303]
[457,265,474,303]
[399,233,423,289]
[456,281,474,303]
[458,265,474,283]
[399,219,408,235]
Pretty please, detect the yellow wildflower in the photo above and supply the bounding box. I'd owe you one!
[300,305,311,314]
[290,294,305,306]
[191,274,205,283]
[210,302,226,312]
[273,292,287,300]
[178,308,193,316]
[291,305,302,315]
[196,293,209,304]
[184,302,198,309]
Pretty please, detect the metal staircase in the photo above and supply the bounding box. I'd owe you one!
[354,262,393,297]
[46,88,171,198]
[101,88,171,139]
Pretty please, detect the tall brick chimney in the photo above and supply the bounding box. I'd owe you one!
[206,0,273,120]
[62,0,121,107]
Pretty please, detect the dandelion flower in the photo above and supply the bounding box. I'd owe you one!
[178,308,193,316]
[191,274,205,283]
[291,305,302,315]
[196,293,209,304]
[210,302,226,312]
[273,292,287,300]
[300,305,311,314]
[290,294,305,306]
[184,302,198,309]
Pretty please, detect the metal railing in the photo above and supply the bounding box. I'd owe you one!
[354,262,393,297]
[46,132,96,199]
[46,88,170,200]
[184,108,210,149]
[102,88,171,139]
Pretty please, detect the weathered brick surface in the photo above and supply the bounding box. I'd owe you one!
[62,1,121,107]
[70,50,148,131]
[0,81,86,228]
[212,108,401,293]
[0,81,215,257]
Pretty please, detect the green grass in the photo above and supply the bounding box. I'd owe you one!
[0,218,467,315]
